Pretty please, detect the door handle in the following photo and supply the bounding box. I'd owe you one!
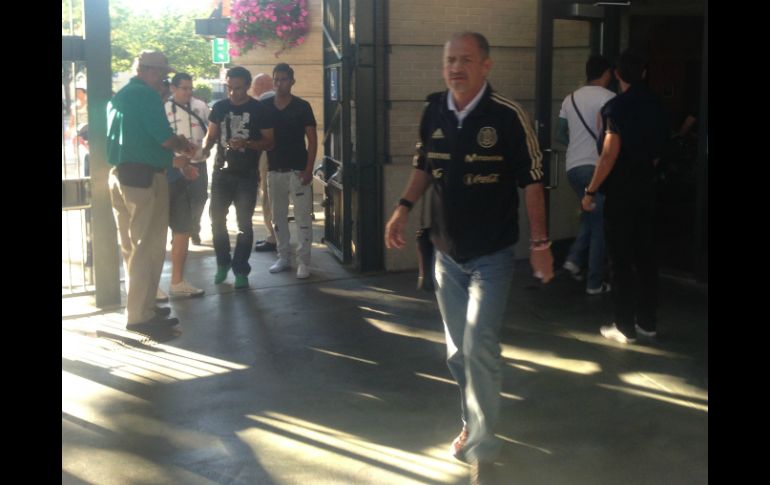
[543,148,560,190]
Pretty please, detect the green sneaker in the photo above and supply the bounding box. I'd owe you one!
[234,274,249,289]
[214,264,231,284]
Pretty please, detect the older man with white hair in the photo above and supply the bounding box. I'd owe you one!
[107,50,196,331]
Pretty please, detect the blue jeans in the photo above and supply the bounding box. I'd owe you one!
[566,164,606,289]
[188,162,208,237]
[210,169,258,276]
[434,246,515,462]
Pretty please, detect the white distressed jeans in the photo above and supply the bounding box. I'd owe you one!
[267,170,313,266]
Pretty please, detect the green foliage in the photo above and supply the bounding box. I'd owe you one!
[62,0,85,113]
[110,0,220,81]
[193,83,213,103]
[62,0,83,35]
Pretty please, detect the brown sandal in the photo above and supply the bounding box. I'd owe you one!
[451,426,469,462]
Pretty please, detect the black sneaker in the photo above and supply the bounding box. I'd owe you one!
[154,306,171,317]
[126,315,179,332]
[635,323,658,339]
[254,240,277,252]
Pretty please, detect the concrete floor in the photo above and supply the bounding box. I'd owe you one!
[62,203,708,485]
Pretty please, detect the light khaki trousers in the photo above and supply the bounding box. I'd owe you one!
[109,168,169,325]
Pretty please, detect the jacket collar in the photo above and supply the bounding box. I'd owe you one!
[440,83,494,119]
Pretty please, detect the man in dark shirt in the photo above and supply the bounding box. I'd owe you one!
[264,63,318,279]
[582,49,668,344]
[107,50,196,331]
[203,66,274,289]
[385,32,554,484]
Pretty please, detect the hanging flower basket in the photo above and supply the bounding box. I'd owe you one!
[227,0,310,57]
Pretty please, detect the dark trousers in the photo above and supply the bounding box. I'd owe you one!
[604,190,658,337]
[210,169,258,276]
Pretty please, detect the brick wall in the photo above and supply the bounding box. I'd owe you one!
[230,0,324,147]
[384,0,543,271]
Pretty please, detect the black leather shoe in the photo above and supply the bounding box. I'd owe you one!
[126,315,179,331]
[154,306,171,317]
[254,240,277,252]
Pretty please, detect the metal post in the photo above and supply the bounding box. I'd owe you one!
[350,0,383,272]
[85,0,121,308]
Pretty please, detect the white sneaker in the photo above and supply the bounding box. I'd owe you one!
[169,280,205,297]
[600,323,636,344]
[269,259,290,274]
[156,288,169,302]
[296,264,310,279]
[563,260,584,282]
[586,282,611,295]
[635,323,657,339]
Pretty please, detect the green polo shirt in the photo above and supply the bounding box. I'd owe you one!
[106,77,174,169]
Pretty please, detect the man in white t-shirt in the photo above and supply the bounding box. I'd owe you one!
[162,72,210,298]
[556,54,615,294]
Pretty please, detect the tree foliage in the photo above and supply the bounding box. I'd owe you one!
[193,82,213,103]
[110,0,220,80]
[62,0,85,113]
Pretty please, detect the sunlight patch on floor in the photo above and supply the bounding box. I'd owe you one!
[616,371,708,410]
[309,346,379,365]
[496,434,553,455]
[597,383,708,412]
[63,314,248,384]
[554,328,690,358]
[62,371,228,451]
[365,317,602,375]
[241,412,467,484]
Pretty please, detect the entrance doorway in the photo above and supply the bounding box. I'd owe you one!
[536,1,707,279]
[629,15,705,275]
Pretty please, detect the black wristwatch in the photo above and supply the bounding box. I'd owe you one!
[398,198,414,211]
[584,187,597,197]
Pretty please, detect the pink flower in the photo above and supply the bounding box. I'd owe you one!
[228,0,310,57]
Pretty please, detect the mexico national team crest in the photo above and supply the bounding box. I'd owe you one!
[477,126,498,148]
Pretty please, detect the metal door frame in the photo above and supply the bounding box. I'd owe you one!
[535,1,617,189]
[321,0,385,271]
[62,0,120,307]
[322,0,353,264]
[536,0,708,280]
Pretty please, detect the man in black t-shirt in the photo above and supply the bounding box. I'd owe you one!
[264,63,318,279]
[203,66,274,289]
[582,49,668,344]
